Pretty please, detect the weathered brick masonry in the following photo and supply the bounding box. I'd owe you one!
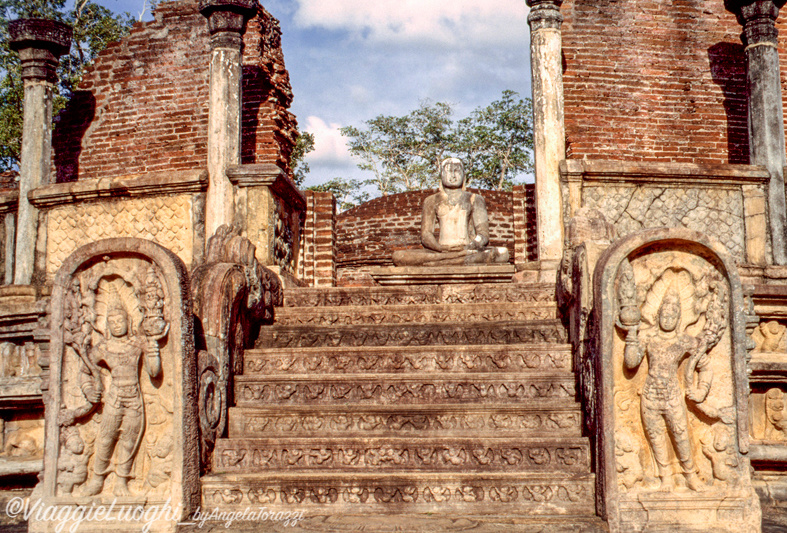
[562,0,787,164]
[52,0,297,183]
[300,190,336,287]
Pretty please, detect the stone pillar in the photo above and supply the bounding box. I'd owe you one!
[727,0,787,265]
[199,0,255,241]
[527,0,565,265]
[8,19,71,285]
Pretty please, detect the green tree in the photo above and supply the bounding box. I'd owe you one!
[340,100,453,196]
[454,90,533,190]
[339,91,533,197]
[0,0,133,171]
[290,130,314,188]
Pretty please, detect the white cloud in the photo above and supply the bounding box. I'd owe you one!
[303,116,352,166]
[292,0,528,48]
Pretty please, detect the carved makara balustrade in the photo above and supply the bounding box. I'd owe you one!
[190,225,281,470]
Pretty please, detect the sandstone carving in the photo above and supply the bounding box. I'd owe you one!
[753,320,786,353]
[592,229,760,533]
[392,158,509,266]
[764,388,787,440]
[33,238,197,533]
[191,224,281,471]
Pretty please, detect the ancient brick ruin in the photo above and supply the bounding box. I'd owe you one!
[0,0,786,531]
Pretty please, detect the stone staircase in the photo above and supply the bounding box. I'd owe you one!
[200,282,598,522]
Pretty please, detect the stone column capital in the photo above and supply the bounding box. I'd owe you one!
[725,0,786,44]
[8,19,72,82]
[526,0,563,31]
[199,0,256,49]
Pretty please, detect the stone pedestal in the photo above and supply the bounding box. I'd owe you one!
[200,0,255,240]
[527,0,565,264]
[8,19,72,285]
[226,163,305,275]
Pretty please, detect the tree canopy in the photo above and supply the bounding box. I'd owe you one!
[339,90,533,197]
[0,0,134,171]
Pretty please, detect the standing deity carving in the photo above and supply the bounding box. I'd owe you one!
[33,239,198,533]
[592,230,759,533]
[617,263,728,491]
[57,263,170,497]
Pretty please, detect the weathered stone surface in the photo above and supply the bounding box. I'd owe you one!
[32,238,198,532]
[591,228,760,533]
[191,224,281,470]
[245,344,572,374]
[528,0,565,263]
[234,374,575,406]
[258,321,568,348]
[228,404,582,438]
[275,302,556,326]
[283,283,556,307]
[371,265,516,285]
[10,19,72,285]
[726,0,787,265]
[199,472,596,514]
[213,437,590,473]
[46,193,200,280]
[561,160,770,264]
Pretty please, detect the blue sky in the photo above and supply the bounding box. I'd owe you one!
[87,0,533,187]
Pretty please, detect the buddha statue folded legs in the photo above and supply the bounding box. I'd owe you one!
[392,157,510,267]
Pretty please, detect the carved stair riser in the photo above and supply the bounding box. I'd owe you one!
[200,473,596,513]
[283,283,558,308]
[258,321,568,348]
[245,344,573,375]
[234,374,576,406]
[275,303,557,326]
[228,405,583,438]
[212,438,591,473]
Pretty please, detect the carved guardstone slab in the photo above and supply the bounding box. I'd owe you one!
[32,239,197,533]
[592,228,760,533]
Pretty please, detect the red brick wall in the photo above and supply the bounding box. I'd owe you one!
[333,188,535,286]
[562,0,787,164]
[300,191,336,287]
[52,0,297,182]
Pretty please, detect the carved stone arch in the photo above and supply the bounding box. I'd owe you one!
[592,228,759,533]
[36,238,197,533]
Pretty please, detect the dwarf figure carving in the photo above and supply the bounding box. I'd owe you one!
[56,427,88,494]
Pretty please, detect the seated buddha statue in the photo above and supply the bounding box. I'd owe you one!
[392,158,509,266]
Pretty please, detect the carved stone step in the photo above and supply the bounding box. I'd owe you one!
[227,404,582,438]
[244,343,573,375]
[212,436,591,474]
[283,283,557,308]
[256,320,568,348]
[274,301,557,326]
[234,373,576,406]
[200,471,596,515]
